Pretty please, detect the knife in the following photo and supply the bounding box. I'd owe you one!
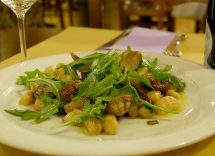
[95,28,131,50]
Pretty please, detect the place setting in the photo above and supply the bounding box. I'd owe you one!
[0,1,214,156]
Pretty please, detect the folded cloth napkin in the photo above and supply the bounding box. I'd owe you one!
[108,27,176,54]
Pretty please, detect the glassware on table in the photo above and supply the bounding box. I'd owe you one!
[0,0,37,59]
[205,0,215,69]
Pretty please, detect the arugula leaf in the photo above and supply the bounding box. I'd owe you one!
[138,98,177,114]
[35,96,61,123]
[92,84,142,104]
[73,74,97,100]
[28,78,62,99]
[64,64,79,79]
[110,59,122,79]
[69,53,104,70]
[149,58,158,68]
[144,58,185,91]
[91,51,119,75]
[72,51,121,101]
[5,96,61,123]
[5,109,40,120]
[54,100,106,127]
[86,74,115,97]
[16,69,42,86]
[73,74,115,100]
[148,66,185,91]
[159,64,172,72]
[122,76,177,113]
[128,71,153,89]
[167,74,186,92]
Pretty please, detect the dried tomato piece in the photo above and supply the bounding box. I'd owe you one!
[60,84,77,102]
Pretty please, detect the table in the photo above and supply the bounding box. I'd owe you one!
[0,26,211,156]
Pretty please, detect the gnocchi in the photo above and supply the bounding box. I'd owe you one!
[155,96,180,115]
[9,49,186,136]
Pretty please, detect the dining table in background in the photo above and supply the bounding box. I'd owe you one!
[0,26,211,156]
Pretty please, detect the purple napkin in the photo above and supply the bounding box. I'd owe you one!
[109,27,176,54]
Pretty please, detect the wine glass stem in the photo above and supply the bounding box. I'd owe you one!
[17,14,27,58]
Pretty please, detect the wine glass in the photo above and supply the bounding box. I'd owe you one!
[1,0,37,59]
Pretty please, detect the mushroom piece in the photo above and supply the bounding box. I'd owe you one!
[106,95,132,116]
[120,51,142,71]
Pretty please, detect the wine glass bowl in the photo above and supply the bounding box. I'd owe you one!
[1,0,36,14]
[0,0,37,59]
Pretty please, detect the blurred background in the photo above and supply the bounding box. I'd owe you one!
[0,0,208,61]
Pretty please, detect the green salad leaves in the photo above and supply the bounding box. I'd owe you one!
[6,48,186,129]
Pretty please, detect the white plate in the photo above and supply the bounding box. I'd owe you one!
[0,51,215,156]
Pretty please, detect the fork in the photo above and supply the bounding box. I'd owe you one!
[164,34,187,57]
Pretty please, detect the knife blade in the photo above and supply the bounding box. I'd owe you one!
[95,28,131,50]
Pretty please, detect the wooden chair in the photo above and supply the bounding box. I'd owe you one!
[118,0,169,30]
[87,0,104,28]
[66,0,104,28]
[42,0,66,28]
[118,0,208,32]
[67,0,73,26]
[168,0,208,5]
[167,0,208,32]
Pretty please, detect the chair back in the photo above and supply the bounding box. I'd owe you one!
[118,0,208,31]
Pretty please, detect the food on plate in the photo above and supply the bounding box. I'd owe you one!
[6,47,186,136]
